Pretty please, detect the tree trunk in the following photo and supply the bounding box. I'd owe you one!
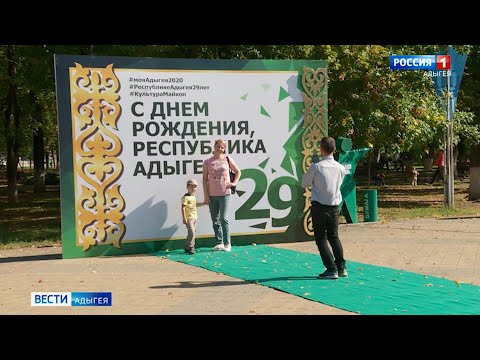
[54,149,59,170]
[469,143,480,201]
[453,146,459,179]
[31,91,46,193]
[6,146,18,203]
[3,45,20,204]
[33,127,45,193]
[367,155,372,187]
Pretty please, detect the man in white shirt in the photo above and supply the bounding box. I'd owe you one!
[302,137,347,279]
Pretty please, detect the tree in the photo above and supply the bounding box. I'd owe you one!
[3,44,478,202]
[1,45,21,204]
[456,46,480,200]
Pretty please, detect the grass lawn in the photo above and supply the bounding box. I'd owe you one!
[1,169,479,250]
[0,175,61,249]
[355,180,480,223]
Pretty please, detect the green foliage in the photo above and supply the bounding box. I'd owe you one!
[458,46,480,117]
[45,171,59,185]
[323,45,457,157]
[21,171,59,186]
[453,111,480,157]
[1,44,480,171]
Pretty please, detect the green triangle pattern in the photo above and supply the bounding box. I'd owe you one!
[289,102,304,131]
[258,158,269,169]
[250,222,267,229]
[279,86,290,102]
[236,190,246,197]
[260,105,271,118]
[280,154,294,176]
[240,94,248,101]
[271,168,277,174]
[282,123,304,177]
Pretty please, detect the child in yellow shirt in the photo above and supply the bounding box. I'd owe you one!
[181,179,205,254]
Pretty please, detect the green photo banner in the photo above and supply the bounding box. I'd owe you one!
[54,55,327,259]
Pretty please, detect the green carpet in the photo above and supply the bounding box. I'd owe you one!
[155,245,480,315]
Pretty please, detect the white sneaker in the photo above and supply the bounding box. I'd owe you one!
[212,243,225,251]
[224,244,232,252]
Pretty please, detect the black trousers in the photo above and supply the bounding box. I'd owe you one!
[430,166,444,184]
[311,201,345,272]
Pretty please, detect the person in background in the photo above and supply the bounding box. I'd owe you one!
[302,137,347,279]
[374,171,386,186]
[410,167,419,186]
[181,179,205,255]
[430,149,445,184]
[202,139,241,252]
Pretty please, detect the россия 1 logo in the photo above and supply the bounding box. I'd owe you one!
[390,55,451,76]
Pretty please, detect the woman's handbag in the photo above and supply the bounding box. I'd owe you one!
[226,156,236,194]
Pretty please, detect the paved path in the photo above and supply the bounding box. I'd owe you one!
[1,217,479,314]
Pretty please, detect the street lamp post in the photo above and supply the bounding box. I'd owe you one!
[444,67,453,207]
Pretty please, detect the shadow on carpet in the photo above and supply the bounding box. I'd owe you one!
[154,245,480,315]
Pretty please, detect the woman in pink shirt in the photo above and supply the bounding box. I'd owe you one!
[202,139,241,252]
